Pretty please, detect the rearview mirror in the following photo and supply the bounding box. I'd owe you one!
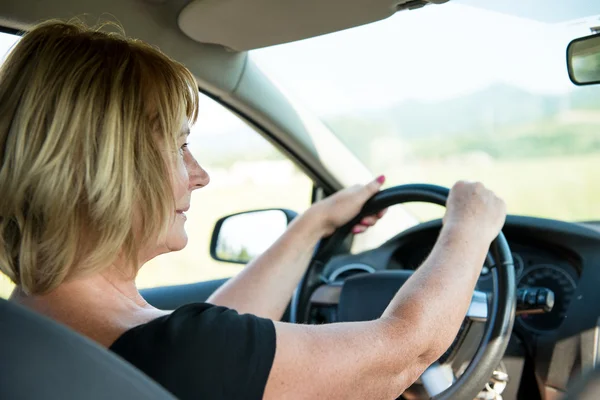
[567,33,600,86]
[210,209,297,264]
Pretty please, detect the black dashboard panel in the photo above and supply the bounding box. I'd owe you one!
[391,238,582,335]
[325,216,598,332]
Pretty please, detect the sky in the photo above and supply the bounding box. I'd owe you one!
[250,3,598,115]
[0,33,18,60]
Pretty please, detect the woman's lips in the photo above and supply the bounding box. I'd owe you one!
[176,207,189,219]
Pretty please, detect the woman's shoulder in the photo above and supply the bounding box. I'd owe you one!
[111,302,275,353]
[109,303,276,400]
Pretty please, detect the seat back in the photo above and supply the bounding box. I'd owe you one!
[0,298,174,400]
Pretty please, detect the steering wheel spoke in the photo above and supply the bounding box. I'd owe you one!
[466,290,488,323]
[421,362,456,397]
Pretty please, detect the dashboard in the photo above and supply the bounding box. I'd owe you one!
[391,240,580,335]
[320,215,600,399]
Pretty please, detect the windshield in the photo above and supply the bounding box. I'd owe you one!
[252,4,600,222]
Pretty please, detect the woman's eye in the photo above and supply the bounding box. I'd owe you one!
[178,143,189,156]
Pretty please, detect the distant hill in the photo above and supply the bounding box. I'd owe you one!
[322,83,600,164]
[325,83,600,142]
[384,83,563,139]
[570,85,600,110]
[197,83,600,167]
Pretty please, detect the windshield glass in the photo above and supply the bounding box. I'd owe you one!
[252,4,600,222]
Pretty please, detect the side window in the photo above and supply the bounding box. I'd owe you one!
[0,32,20,299]
[136,93,313,289]
[0,29,313,297]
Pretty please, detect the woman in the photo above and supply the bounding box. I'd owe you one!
[0,21,506,399]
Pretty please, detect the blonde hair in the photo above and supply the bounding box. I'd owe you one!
[0,20,199,294]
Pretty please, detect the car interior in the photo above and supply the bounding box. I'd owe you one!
[1,0,600,399]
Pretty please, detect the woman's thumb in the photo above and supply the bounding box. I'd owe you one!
[364,175,385,197]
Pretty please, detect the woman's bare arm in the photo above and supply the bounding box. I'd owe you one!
[264,182,506,399]
[207,179,385,320]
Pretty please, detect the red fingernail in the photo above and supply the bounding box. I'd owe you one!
[352,227,361,234]
[376,175,385,184]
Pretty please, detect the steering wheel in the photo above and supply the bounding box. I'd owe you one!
[290,184,516,400]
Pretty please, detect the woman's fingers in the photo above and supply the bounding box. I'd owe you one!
[360,216,378,226]
[351,207,389,234]
[351,225,368,234]
[349,185,389,234]
[359,208,388,226]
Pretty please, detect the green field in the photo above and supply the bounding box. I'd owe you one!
[1,153,599,300]
[390,153,600,223]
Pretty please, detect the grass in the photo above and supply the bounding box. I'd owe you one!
[390,153,600,222]
[1,153,599,299]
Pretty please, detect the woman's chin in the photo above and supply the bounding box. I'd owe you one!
[161,224,189,252]
[166,233,188,252]
[145,229,189,261]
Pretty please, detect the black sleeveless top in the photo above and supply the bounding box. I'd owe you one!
[110,303,277,400]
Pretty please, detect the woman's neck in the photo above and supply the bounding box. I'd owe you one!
[11,266,168,347]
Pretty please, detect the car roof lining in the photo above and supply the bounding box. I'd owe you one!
[0,0,247,95]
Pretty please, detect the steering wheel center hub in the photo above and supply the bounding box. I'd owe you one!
[338,270,413,322]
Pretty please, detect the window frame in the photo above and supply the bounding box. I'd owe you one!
[197,87,333,202]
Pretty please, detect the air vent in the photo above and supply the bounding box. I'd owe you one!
[329,263,375,282]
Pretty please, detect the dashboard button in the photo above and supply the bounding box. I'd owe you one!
[526,291,537,306]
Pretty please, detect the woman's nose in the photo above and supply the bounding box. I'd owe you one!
[186,153,210,190]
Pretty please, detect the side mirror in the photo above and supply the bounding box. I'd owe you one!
[567,32,600,86]
[210,209,297,264]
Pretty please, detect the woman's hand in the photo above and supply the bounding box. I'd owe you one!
[306,175,387,237]
[208,175,386,320]
[443,180,507,245]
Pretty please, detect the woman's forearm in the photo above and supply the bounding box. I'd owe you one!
[382,224,489,361]
[265,222,498,400]
[207,179,386,319]
[207,208,327,320]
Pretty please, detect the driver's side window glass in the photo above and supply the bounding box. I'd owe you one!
[0,32,20,299]
[0,26,312,297]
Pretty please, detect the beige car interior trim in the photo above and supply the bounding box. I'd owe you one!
[178,0,449,51]
[0,0,245,94]
[225,60,372,188]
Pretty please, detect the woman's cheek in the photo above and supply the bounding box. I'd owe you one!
[175,158,190,194]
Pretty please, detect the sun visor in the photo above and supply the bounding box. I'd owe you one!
[178,0,450,51]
